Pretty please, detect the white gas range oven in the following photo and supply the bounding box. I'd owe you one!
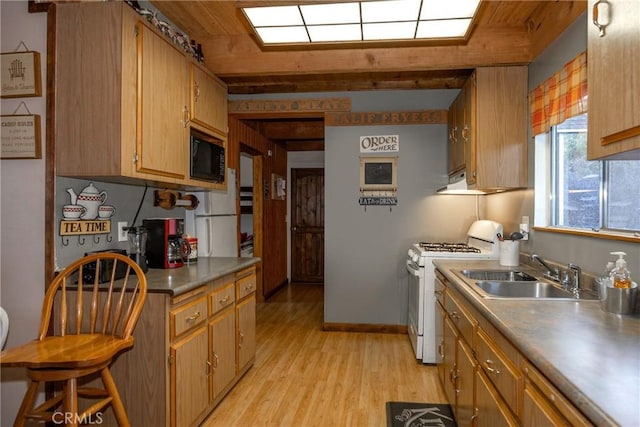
[406,220,503,363]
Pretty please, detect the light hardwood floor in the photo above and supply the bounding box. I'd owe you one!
[202,283,447,426]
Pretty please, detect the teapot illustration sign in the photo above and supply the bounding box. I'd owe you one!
[64,183,115,220]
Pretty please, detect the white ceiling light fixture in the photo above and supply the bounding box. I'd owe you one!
[241,0,482,47]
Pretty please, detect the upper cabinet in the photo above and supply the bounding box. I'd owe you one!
[447,67,528,190]
[136,22,188,180]
[190,64,229,136]
[54,2,227,189]
[587,0,640,160]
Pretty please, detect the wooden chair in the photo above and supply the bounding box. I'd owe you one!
[0,252,147,427]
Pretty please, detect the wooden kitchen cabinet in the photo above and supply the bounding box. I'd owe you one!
[235,268,257,372]
[136,22,188,180]
[170,325,210,427]
[435,269,591,426]
[447,67,528,190]
[53,1,224,189]
[476,369,519,427]
[80,265,257,427]
[522,361,593,427]
[587,0,640,160]
[209,308,236,401]
[190,64,229,136]
[447,78,472,175]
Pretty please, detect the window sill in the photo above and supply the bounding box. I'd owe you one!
[533,226,640,243]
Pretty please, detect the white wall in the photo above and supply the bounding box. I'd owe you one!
[1,1,47,422]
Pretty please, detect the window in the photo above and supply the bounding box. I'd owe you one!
[540,113,640,233]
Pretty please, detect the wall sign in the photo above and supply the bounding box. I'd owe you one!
[360,135,399,153]
[1,51,42,98]
[1,114,42,159]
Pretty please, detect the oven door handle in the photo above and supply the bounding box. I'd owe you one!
[406,260,421,276]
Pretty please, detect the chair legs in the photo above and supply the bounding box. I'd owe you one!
[13,380,39,427]
[100,367,130,427]
[13,365,130,426]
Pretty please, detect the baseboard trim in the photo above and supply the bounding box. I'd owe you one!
[323,322,408,334]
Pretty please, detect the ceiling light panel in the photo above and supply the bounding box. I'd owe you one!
[242,0,481,45]
[307,24,362,42]
[363,22,417,40]
[300,3,361,25]
[361,0,421,23]
[255,26,310,44]
[420,0,480,20]
[243,6,303,26]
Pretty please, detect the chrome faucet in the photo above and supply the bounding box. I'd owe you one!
[568,263,582,297]
[531,254,560,282]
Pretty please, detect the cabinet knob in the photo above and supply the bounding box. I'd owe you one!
[483,359,501,375]
[186,311,201,322]
[219,296,230,305]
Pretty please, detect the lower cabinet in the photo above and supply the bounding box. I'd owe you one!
[435,269,591,426]
[210,308,236,401]
[475,369,519,427]
[171,325,210,427]
[99,265,256,427]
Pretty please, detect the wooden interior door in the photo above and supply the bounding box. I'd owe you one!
[291,168,324,283]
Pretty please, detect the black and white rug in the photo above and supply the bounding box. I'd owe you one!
[386,402,457,427]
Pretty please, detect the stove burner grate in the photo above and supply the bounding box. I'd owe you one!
[418,242,481,253]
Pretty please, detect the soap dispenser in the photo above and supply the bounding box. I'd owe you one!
[610,251,632,289]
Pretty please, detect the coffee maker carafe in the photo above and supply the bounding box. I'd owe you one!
[143,218,186,269]
[126,226,148,272]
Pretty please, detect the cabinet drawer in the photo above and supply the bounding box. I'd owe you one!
[236,274,256,300]
[476,328,522,415]
[435,274,446,307]
[209,283,235,315]
[444,289,475,346]
[171,297,207,338]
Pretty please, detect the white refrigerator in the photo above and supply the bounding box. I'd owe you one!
[185,169,238,257]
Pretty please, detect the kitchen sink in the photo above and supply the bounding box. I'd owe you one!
[473,280,600,300]
[460,269,537,282]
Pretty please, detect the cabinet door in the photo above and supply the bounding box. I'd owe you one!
[587,0,640,159]
[442,317,458,407]
[463,75,477,185]
[447,99,458,174]
[236,294,256,371]
[137,22,188,179]
[171,326,209,427]
[454,88,466,172]
[435,302,446,386]
[475,369,519,427]
[190,64,228,135]
[210,309,236,400]
[523,382,570,427]
[456,339,476,427]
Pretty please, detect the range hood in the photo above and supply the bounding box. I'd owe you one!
[437,171,485,195]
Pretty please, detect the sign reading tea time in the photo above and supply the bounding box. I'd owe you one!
[360,135,399,153]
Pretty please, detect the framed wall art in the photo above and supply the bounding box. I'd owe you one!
[1,51,42,98]
[1,114,42,159]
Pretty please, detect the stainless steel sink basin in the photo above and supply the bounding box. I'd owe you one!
[473,280,600,300]
[460,269,537,282]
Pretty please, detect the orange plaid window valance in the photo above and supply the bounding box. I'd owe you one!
[529,51,588,136]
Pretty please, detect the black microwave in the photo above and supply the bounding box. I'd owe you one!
[190,129,225,183]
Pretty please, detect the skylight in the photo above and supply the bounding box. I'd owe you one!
[241,0,481,46]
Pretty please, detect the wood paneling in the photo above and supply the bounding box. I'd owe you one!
[151,1,585,94]
[228,117,288,300]
[326,110,447,126]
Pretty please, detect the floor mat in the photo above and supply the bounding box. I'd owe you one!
[386,401,457,427]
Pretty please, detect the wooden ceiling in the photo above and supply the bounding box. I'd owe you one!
[150,0,586,148]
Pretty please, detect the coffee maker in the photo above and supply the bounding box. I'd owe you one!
[143,218,188,269]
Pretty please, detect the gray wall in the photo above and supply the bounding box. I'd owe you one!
[54,177,180,269]
[486,12,640,280]
[321,90,483,326]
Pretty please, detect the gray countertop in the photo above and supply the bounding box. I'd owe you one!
[143,257,260,296]
[433,259,640,427]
